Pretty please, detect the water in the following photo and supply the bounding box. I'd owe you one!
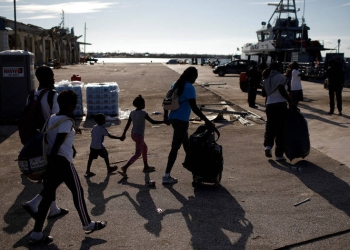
[95,57,232,65]
[95,58,172,63]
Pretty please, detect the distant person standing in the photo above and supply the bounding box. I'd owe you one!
[325,59,344,115]
[262,62,293,161]
[247,61,262,108]
[289,62,304,106]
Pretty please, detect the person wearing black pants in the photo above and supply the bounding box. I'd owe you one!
[264,102,288,158]
[247,61,262,108]
[262,62,293,161]
[34,156,92,231]
[162,67,214,184]
[329,88,343,115]
[325,59,344,115]
[29,90,107,245]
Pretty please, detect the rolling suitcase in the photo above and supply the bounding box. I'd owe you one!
[183,125,223,186]
[284,108,310,161]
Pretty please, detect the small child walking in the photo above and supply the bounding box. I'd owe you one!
[85,113,122,177]
[118,95,164,177]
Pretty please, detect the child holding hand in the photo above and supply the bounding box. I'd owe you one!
[118,95,164,177]
[85,113,122,177]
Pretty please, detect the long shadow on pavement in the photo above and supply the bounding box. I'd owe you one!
[269,160,350,217]
[3,175,43,235]
[85,174,124,216]
[299,103,350,128]
[119,173,165,237]
[164,185,253,249]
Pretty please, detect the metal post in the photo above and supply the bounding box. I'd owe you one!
[84,23,86,59]
[14,0,17,49]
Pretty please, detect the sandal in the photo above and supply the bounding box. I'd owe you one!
[85,221,107,234]
[29,235,53,245]
[84,172,96,178]
[143,166,156,173]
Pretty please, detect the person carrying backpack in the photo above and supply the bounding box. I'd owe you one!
[29,90,107,244]
[19,67,58,145]
[21,66,69,221]
[162,67,214,184]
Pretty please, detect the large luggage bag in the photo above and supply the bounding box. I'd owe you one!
[183,125,223,186]
[284,108,310,161]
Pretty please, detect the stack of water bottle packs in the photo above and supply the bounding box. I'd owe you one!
[54,80,84,116]
[85,82,119,116]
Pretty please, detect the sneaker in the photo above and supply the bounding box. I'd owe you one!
[339,112,342,116]
[276,156,286,161]
[265,148,272,158]
[162,176,178,184]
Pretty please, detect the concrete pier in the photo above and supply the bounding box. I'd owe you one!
[0,62,349,249]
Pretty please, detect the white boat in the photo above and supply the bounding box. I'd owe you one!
[241,0,328,63]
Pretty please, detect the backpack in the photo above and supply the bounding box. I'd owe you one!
[162,87,180,110]
[17,117,74,181]
[18,89,55,145]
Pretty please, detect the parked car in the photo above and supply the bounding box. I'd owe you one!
[85,56,98,63]
[213,59,250,76]
[166,59,179,64]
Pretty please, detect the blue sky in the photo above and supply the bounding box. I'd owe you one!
[1,0,349,58]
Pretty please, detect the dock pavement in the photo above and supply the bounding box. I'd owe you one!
[0,62,349,249]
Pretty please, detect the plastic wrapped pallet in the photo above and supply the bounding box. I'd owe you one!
[85,82,119,116]
[54,80,84,116]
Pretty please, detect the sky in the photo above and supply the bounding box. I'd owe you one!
[1,0,350,58]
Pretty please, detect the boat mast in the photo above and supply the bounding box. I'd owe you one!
[84,23,86,59]
[300,0,306,52]
[267,0,297,25]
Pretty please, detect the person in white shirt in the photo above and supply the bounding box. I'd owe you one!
[262,62,293,161]
[289,62,304,106]
[29,90,107,245]
[85,113,122,177]
[22,66,68,221]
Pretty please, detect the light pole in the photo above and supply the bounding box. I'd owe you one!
[14,0,17,49]
[338,39,341,53]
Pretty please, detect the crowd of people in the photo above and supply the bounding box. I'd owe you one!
[21,60,345,245]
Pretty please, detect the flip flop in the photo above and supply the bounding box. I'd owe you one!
[22,203,38,220]
[143,166,156,173]
[117,171,127,177]
[47,208,69,219]
[84,172,96,178]
[85,221,107,234]
[29,235,53,245]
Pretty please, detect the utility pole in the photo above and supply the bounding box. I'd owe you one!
[84,23,86,59]
[14,0,17,49]
[338,39,341,53]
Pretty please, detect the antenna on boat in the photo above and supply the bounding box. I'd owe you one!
[84,23,86,59]
[300,0,306,52]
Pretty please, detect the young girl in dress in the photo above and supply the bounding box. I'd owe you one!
[118,95,164,177]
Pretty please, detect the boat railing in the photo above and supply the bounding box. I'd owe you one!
[282,61,326,79]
